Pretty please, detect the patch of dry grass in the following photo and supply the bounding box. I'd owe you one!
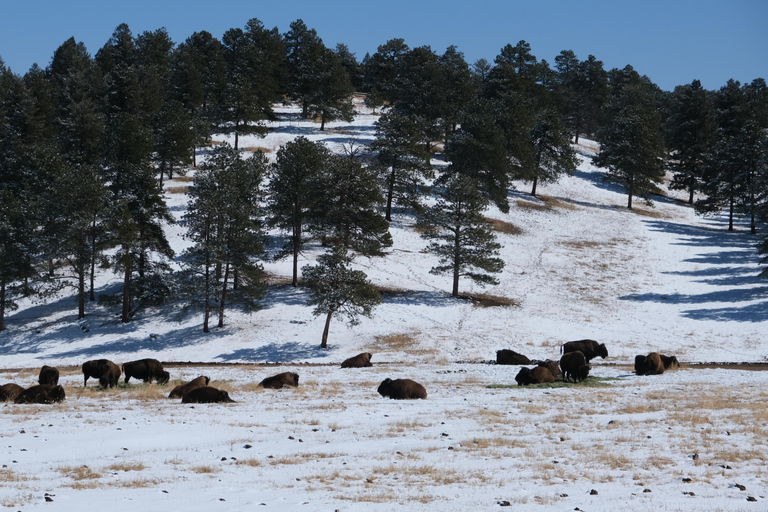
[370,331,431,356]
[0,492,36,507]
[516,199,551,212]
[458,292,519,308]
[484,217,523,235]
[166,186,189,194]
[241,146,272,154]
[108,462,146,472]
[539,195,578,210]
[58,465,102,480]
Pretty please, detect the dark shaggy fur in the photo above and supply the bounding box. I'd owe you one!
[660,354,680,370]
[635,352,665,375]
[341,352,373,368]
[1,383,25,402]
[515,366,556,386]
[169,376,211,399]
[38,365,60,386]
[537,359,562,378]
[561,339,608,362]
[496,349,532,365]
[377,378,427,399]
[560,351,590,382]
[122,358,170,384]
[259,372,299,389]
[181,386,235,403]
[14,384,66,404]
[82,359,121,387]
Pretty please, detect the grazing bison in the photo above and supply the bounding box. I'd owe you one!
[635,352,665,376]
[169,376,211,399]
[82,359,121,387]
[181,386,235,404]
[341,352,373,368]
[122,358,170,384]
[259,372,299,389]
[515,366,556,386]
[38,365,59,386]
[1,383,25,402]
[14,384,66,404]
[496,349,532,365]
[560,351,590,383]
[660,354,680,370]
[377,378,427,400]
[561,339,608,362]
[537,359,562,379]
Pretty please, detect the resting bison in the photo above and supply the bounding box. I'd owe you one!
[341,352,373,368]
[377,378,427,399]
[82,359,121,388]
[1,383,25,402]
[635,352,665,376]
[660,354,680,370]
[515,366,556,386]
[122,358,170,384]
[496,349,531,365]
[537,359,562,379]
[14,384,66,404]
[38,365,59,386]
[560,351,590,383]
[169,376,211,399]
[259,372,299,389]
[561,339,608,362]
[181,386,235,403]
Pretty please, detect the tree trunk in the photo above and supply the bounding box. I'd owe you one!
[531,176,538,197]
[320,111,326,131]
[385,168,395,222]
[203,257,211,333]
[0,278,6,332]
[452,225,461,297]
[728,192,735,232]
[320,310,333,348]
[89,214,97,301]
[121,263,132,323]
[218,262,230,328]
[78,268,86,320]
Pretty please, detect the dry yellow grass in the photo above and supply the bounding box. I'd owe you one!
[166,186,189,194]
[241,146,272,154]
[58,465,102,480]
[484,217,524,235]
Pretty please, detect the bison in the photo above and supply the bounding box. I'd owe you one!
[14,384,66,404]
[377,378,427,399]
[169,376,211,399]
[635,352,665,376]
[341,352,373,368]
[1,383,25,402]
[496,349,532,365]
[82,359,121,387]
[660,354,680,370]
[38,365,59,386]
[122,358,170,384]
[259,372,299,389]
[181,386,235,404]
[560,350,590,383]
[537,359,562,379]
[561,339,608,362]
[515,366,556,386]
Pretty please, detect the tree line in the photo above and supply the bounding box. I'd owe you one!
[1,18,767,341]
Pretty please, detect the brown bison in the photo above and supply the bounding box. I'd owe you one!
[0,383,25,402]
[537,359,562,379]
[377,378,427,399]
[341,352,373,368]
[496,349,531,365]
[259,372,299,389]
[561,339,608,362]
[169,376,211,399]
[660,354,680,370]
[14,384,66,404]
[82,359,121,387]
[122,358,170,384]
[38,365,59,386]
[560,351,590,382]
[181,386,235,403]
[515,366,556,386]
[635,352,665,376]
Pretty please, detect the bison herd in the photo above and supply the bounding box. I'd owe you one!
[1,345,682,405]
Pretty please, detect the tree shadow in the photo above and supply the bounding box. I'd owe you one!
[216,342,331,362]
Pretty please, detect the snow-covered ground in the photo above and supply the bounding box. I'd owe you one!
[1,101,766,510]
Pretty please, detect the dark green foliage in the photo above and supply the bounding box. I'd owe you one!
[593,66,666,209]
[519,107,577,196]
[555,51,609,143]
[302,246,381,348]
[305,47,355,130]
[418,173,504,297]
[153,99,194,184]
[362,38,409,110]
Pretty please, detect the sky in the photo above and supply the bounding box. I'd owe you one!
[0,0,766,91]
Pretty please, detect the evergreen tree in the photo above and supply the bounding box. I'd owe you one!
[152,99,194,184]
[593,66,666,209]
[302,246,381,348]
[520,107,577,196]
[0,189,31,331]
[305,47,355,130]
[437,46,475,143]
[369,111,432,221]
[268,137,330,286]
[665,79,715,204]
[182,143,267,331]
[334,43,362,90]
[417,173,504,297]
[362,38,409,111]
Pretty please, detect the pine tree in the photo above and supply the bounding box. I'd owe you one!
[418,173,504,297]
[305,47,355,131]
[302,246,381,348]
[152,99,194,184]
[520,107,577,196]
[593,66,666,209]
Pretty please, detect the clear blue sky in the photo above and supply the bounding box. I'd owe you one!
[1,0,766,91]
